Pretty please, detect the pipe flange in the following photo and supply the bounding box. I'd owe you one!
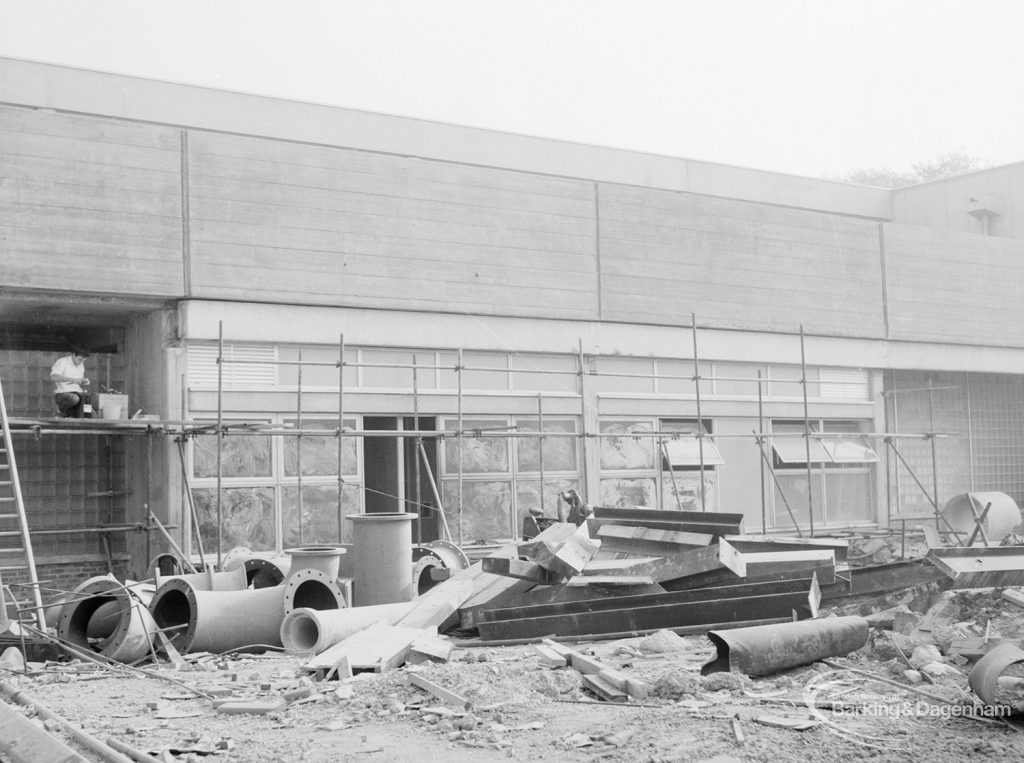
[149,578,200,655]
[244,556,292,589]
[58,576,157,663]
[283,568,346,614]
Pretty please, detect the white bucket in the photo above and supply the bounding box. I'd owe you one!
[101,406,123,420]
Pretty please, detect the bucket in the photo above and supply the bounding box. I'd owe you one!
[101,405,123,420]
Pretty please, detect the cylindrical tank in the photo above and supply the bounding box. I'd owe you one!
[347,512,417,606]
[942,492,1022,543]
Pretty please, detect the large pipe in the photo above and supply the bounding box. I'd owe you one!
[222,552,293,588]
[968,642,1024,708]
[286,546,346,580]
[154,565,247,591]
[347,512,417,606]
[702,616,869,677]
[942,492,1022,543]
[283,568,347,614]
[148,579,286,654]
[58,576,158,664]
[280,603,412,654]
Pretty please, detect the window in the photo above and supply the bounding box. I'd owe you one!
[770,419,876,528]
[597,418,719,511]
[440,416,580,545]
[189,415,363,553]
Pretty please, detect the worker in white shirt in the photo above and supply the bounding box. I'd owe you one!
[50,347,93,418]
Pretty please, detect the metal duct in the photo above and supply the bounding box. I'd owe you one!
[702,616,869,676]
[58,576,158,664]
[154,565,247,591]
[149,579,287,654]
[222,551,293,588]
[412,540,470,595]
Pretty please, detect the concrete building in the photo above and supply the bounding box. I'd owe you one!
[1,58,1022,584]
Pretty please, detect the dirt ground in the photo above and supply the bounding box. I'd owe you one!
[2,585,1023,763]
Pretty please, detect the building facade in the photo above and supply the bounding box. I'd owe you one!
[1,58,1022,581]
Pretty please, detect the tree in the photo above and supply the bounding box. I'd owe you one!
[833,151,988,188]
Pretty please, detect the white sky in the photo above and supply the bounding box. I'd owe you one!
[0,0,1021,179]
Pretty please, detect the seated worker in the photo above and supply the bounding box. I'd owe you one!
[50,347,93,418]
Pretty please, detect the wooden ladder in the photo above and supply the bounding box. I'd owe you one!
[0,376,46,631]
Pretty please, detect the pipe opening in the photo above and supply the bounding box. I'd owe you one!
[150,588,193,649]
[64,594,118,652]
[701,632,731,675]
[285,614,320,652]
[291,580,341,611]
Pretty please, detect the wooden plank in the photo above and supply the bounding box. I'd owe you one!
[394,563,480,630]
[480,557,565,584]
[304,623,424,674]
[1002,588,1024,608]
[408,673,472,709]
[532,644,568,667]
[722,535,849,563]
[581,673,627,702]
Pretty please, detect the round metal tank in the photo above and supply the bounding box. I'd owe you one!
[941,492,1023,543]
[347,512,417,606]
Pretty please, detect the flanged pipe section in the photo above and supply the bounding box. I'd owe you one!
[286,546,346,580]
[412,540,470,595]
[347,512,417,606]
[942,492,1023,544]
[283,568,347,614]
[58,576,158,663]
[149,579,287,654]
[280,602,412,654]
[702,616,869,676]
[155,565,248,591]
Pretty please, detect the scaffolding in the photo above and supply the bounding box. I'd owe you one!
[195,318,954,562]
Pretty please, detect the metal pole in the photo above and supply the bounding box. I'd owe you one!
[418,440,452,542]
[927,377,940,528]
[215,321,223,569]
[413,357,422,544]
[296,349,303,544]
[661,440,684,511]
[691,315,706,511]
[799,325,815,536]
[757,369,767,535]
[338,333,345,541]
[577,339,589,503]
[537,393,545,515]
[176,438,206,570]
[756,435,804,538]
[457,348,464,546]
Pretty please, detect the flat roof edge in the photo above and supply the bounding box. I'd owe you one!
[0,56,892,219]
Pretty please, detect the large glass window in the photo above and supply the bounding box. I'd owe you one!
[441,416,580,545]
[189,415,363,554]
[770,419,876,528]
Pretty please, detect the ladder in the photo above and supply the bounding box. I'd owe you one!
[0,376,46,630]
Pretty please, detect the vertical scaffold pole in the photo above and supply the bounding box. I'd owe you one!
[800,325,815,537]
[215,320,224,569]
[337,334,345,540]
[457,348,464,546]
[577,339,589,503]
[537,393,545,515]
[296,349,303,544]
[691,314,706,511]
[928,377,940,523]
[757,369,767,535]
[413,357,422,545]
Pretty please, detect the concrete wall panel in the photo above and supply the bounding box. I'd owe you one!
[0,105,184,295]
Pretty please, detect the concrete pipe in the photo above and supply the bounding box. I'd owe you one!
[942,492,1023,543]
[285,546,346,580]
[347,512,417,606]
[58,576,158,664]
[154,565,248,591]
[283,568,347,614]
[222,550,294,588]
[280,602,412,654]
[412,540,470,595]
[149,579,287,654]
